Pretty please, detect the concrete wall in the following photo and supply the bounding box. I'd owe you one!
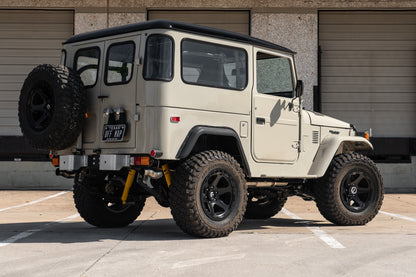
[0,162,73,190]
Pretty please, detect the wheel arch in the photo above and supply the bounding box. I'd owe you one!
[176,126,251,176]
[308,136,373,177]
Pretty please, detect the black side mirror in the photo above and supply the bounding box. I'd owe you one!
[295,80,304,97]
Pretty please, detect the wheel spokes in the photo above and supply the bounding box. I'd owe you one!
[201,170,234,221]
[34,111,50,129]
[353,172,365,186]
[351,195,365,209]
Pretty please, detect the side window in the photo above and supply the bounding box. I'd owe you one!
[74,47,100,88]
[105,41,135,85]
[143,35,174,81]
[181,39,247,90]
[256,52,294,97]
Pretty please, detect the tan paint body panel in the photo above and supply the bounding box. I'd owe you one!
[59,26,371,178]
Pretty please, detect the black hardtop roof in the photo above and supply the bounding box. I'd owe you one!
[64,20,295,54]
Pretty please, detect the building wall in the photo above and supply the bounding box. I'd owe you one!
[0,0,415,191]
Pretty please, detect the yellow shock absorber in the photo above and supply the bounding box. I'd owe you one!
[121,169,136,205]
[162,164,171,187]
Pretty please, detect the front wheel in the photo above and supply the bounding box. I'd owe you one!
[314,153,384,225]
[169,151,247,238]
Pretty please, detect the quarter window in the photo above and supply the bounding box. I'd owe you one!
[105,42,135,85]
[74,47,100,88]
[256,52,294,97]
[182,39,247,90]
[143,35,174,81]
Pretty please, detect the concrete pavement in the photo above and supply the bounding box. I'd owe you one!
[0,191,415,277]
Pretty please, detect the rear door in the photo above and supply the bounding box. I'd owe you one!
[99,36,141,149]
[73,43,104,151]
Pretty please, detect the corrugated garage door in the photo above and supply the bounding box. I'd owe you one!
[0,10,73,137]
[148,10,250,35]
[319,11,416,138]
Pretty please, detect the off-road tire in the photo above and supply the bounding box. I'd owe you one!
[314,153,384,225]
[169,150,247,238]
[18,64,86,150]
[73,176,145,228]
[245,188,287,219]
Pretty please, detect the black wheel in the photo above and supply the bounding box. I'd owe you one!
[169,151,247,238]
[245,188,287,219]
[18,64,86,150]
[314,153,384,225]
[74,172,145,228]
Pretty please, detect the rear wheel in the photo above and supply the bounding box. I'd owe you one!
[74,172,145,228]
[314,153,384,225]
[169,151,247,238]
[245,188,287,219]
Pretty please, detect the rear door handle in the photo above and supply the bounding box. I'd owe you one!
[256,117,265,125]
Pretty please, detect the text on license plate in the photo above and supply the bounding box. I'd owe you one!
[102,124,126,142]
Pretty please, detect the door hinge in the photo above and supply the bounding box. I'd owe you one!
[292,142,300,150]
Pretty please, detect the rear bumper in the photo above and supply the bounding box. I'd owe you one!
[59,154,131,171]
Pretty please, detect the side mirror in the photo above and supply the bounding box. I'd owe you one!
[295,80,304,98]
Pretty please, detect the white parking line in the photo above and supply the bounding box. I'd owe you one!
[0,191,68,212]
[0,213,79,248]
[379,211,416,222]
[172,253,246,269]
[281,208,345,249]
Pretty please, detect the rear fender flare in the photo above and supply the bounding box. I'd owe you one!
[176,126,250,176]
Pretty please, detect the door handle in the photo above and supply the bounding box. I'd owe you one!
[256,117,265,125]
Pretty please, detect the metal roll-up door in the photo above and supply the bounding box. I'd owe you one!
[319,11,416,139]
[0,10,74,137]
[148,10,250,35]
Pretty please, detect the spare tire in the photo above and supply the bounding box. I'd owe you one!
[18,64,86,150]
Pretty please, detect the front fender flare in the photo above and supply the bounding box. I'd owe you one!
[308,136,373,178]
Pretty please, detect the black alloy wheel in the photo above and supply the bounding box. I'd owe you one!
[314,153,384,226]
[200,169,235,221]
[26,84,54,132]
[169,150,247,238]
[340,169,373,213]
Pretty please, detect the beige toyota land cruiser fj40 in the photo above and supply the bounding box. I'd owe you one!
[18,20,383,238]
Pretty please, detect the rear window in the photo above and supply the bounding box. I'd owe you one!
[105,41,135,85]
[74,47,100,88]
[181,39,247,90]
[143,35,174,81]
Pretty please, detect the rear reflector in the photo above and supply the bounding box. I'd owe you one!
[150,149,163,158]
[170,116,180,123]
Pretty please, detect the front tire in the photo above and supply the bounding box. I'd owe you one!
[169,151,247,238]
[314,153,384,225]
